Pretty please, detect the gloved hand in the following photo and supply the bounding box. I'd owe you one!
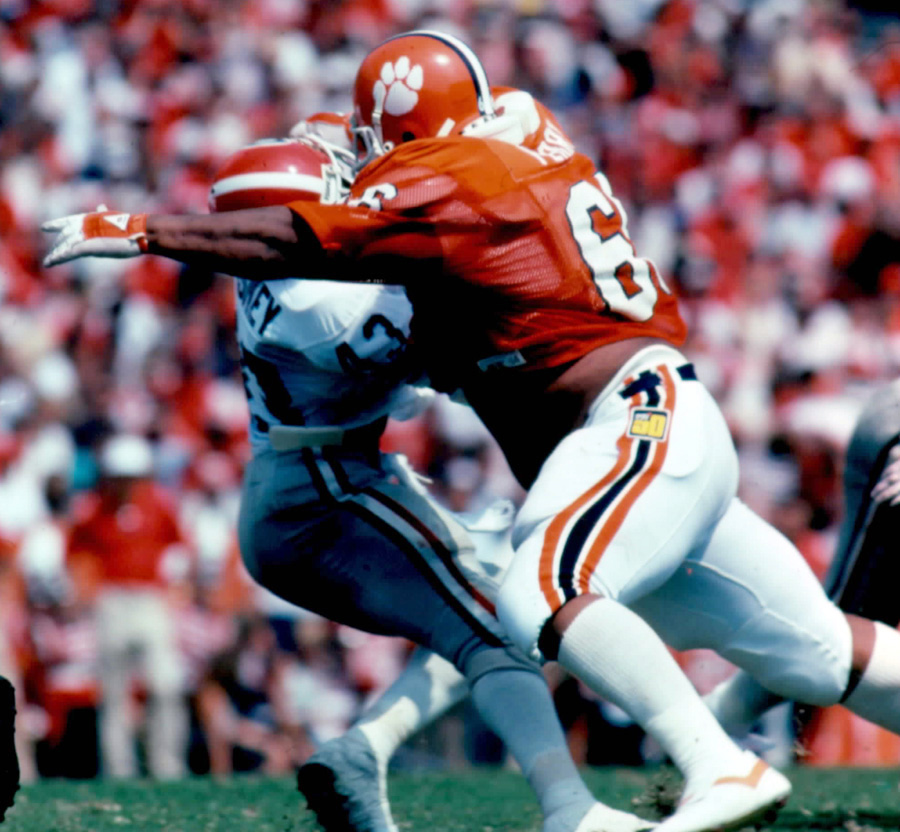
[42,208,148,267]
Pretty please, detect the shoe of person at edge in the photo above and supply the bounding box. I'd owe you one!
[297,728,398,832]
[0,678,19,822]
[654,750,791,832]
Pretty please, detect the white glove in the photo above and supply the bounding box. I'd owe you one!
[870,444,900,506]
[42,208,148,267]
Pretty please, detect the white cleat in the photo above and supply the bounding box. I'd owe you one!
[570,801,658,832]
[297,728,398,832]
[654,752,791,832]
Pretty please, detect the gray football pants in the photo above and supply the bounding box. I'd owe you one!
[238,444,529,678]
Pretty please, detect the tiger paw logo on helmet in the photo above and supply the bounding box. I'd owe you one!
[373,57,424,117]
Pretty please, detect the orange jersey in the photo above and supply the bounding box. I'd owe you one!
[290,120,686,395]
[68,482,184,587]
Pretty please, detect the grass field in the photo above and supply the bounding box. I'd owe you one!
[3,766,899,831]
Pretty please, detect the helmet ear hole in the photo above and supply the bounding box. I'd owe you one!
[401,131,416,143]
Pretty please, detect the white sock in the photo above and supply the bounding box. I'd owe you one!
[558,598,745,791]
[356,648,468,765]
[843,621,900,734]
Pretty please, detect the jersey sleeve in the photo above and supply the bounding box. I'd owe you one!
[288,148,454,272]
[290,200,442,263]
[287,139,537,281]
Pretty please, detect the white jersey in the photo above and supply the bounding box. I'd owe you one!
[235,278,429,450]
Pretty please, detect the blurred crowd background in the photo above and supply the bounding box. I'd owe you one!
[1,0,900,782]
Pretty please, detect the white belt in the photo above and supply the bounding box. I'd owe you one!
[268,421,383,451]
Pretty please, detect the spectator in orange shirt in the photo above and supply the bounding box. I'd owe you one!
[67,434,190,780]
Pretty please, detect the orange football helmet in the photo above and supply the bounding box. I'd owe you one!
[208,138,347,213]
[351,30,496,168]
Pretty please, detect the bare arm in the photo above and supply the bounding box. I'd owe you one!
[42,204,430,284]
[43,205,326,280]
[145,206,324,279]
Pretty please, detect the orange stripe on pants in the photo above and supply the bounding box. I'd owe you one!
[576,365,677,593]
[537,379,641,611]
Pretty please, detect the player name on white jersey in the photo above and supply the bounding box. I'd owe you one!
[236,278,427,449]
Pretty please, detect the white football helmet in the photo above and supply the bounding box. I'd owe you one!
[208,137,348,212]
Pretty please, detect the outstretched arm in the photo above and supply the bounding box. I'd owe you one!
[146,207,325,278]
[43,206,325,280]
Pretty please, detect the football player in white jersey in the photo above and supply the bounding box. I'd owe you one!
[203,128,658,832]
[213,139,463,831]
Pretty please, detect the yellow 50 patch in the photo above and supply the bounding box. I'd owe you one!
[628,408,670,441]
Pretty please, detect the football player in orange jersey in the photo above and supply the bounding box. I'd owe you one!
[43,30,900,832]
[207,133,656,832]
